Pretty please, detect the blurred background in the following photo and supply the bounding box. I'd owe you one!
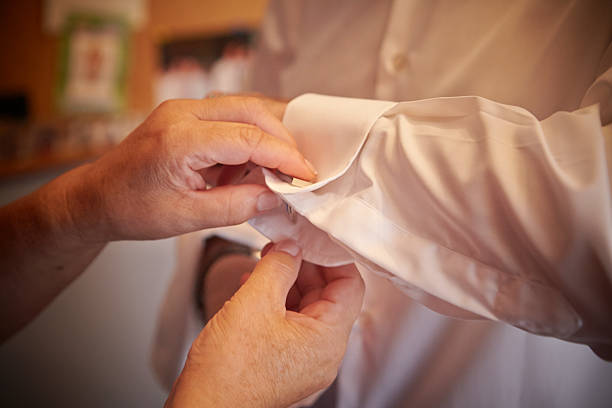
[0,0,267,406]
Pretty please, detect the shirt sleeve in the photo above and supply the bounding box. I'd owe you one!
[269,89,612,353]
[249,0,298,97]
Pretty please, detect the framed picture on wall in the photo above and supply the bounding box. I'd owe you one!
[56,14,129,113]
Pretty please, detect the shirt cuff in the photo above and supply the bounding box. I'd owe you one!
[264,93,397,194]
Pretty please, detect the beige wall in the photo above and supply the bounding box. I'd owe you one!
[0,0,269,120]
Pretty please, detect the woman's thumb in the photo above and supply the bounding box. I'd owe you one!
[237,240,302,312]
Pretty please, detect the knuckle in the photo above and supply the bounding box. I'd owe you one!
[218,187,248,226]
[156,99,175,113]
[242,97,270,122]
[263,256,296,276]
[240,95,259,107]
[219,189,236,226]
[248,97,266,113]
[238,125,264,150]
[156,121,182,153]
[163,120,184,139]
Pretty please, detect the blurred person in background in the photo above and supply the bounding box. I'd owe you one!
[156,35,252,106]
[154,1,612,407]
[209,39,253,94]
[155,57,211,106]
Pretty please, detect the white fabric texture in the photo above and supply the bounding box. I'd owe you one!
[251,93,612,345]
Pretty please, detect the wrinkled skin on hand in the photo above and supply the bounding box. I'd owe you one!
[166,241,365,408]
[86,96,310,241]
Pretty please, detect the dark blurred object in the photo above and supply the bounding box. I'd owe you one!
[160,30,252,71]
[156,30,254,104]
[0,93,29,122]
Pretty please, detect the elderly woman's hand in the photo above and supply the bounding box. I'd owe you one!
[87,96,312,241]
[165,240,365,408]
[0,95,309,341]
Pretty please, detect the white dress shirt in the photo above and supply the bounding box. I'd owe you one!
[152,1,612,407]
[251,0,612,406]
[252,92,612,346]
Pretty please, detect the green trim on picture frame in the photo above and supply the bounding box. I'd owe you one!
[55,13,130,114]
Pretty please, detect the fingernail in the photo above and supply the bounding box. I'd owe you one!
[304,158,318,177]
[273,240,301,257]
[257,191,282,212]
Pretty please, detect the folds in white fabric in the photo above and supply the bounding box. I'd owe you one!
[250,93,612,344]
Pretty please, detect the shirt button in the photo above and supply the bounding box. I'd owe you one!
[391,53,408,72]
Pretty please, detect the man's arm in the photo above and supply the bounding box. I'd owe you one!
[0,96,316,342]
[259,92,612,356]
